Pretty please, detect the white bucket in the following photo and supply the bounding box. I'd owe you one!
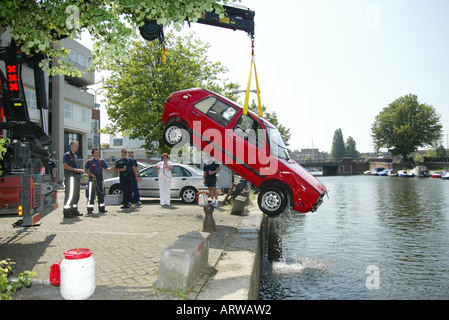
[60,248,96,300]
[197,192,209,207]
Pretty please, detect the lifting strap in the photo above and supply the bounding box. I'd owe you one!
[243,39,262,117]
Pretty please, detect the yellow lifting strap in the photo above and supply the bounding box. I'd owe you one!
[162,45,167,64]
[243,40,262,117]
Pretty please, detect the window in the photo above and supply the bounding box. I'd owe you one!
[70,50,77,62]
[171,165,191,177]
[24,88,37,110]
[208,100,237,126]
[64,102,73,119]
[82,108,90,123]
[141,167,158,178]
[194,97,238,127]
[194,97,216,113]
[171,166,184,177]
[234,114,266,148]
[78,54,86,67]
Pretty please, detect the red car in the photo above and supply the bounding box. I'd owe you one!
[162,88,327,216]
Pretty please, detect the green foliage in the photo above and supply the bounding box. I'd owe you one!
[0,138,11,176]
[0,0,234,75]
[100,33,239,154]
[330,128,345,159]
[1,259,37,300]
[345,136,360,158]
[371,94,443,160]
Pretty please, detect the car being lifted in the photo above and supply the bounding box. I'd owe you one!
[161,88,327,216]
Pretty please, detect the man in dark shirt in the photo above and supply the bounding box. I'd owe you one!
[115,148,139,209]
[85,147,114,214]
[63,140,84,218]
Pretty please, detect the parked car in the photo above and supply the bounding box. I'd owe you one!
[161,88,327,216]
[104,163,208,204]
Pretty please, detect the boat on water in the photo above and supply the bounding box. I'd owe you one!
[398,170,414,177]
[440,170,449,179]
[364,167,386,175]
[412,165,429,177]
[430,171,441,178]
[387,169,398,177]
[377,169,396,176]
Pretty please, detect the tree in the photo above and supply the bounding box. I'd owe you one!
[101,33,239,154]
[0,0,233,75]
[330,128,345,159]
[371,94,443,160]
[345,136,360,158]
[248,100,291,146]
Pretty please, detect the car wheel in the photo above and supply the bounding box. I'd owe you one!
[163,122,189,148]
[109,185,123,195]
[181,187,197,204]
[258,186,287,216]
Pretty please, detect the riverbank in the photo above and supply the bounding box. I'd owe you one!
[0,190,263,300]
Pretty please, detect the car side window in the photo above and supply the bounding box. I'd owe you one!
[171,166,183,177]
[194,97,216,113]
[140,167,158,178]
[207,100,237,127]
[194,97,237,127]
[234,114,266,148]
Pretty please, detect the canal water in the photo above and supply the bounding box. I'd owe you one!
[259,175,449,300]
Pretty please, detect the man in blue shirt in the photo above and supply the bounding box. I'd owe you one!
[114,148,139,209]
[128,150,142,205]
[84,147,114,214]
[63,140,84,218]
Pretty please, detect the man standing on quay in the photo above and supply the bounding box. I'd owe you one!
[63,140,84,218]
[115,148,139,209]
[85,147,114,214]
[127,150,142,205]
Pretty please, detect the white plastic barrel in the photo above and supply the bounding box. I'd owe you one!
[60,248,96,300]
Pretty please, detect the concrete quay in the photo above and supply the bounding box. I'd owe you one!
[0,190,263,300]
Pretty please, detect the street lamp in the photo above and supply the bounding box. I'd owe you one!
[79,86,101,149]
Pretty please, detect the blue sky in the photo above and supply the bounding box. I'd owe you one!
[176,0,449,153]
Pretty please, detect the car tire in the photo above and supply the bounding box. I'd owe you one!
[109,185,123,195]
[163,122,190,148]
[258,186,287,216]
[181,187,197,204]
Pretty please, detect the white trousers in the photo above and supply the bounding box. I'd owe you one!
[158,177,171,205]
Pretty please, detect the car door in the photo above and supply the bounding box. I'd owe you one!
[139,166,159,197]
[169,165,190,197]
[225,113,268,186]
[190,96,238,162]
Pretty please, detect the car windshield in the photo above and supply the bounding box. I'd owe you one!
[267,125,290,160]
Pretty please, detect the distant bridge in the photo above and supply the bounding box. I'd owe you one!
[298,158,369,176]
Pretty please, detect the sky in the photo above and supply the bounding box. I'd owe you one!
[87,0,449,153]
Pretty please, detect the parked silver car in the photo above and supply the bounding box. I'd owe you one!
[103,163,209,204]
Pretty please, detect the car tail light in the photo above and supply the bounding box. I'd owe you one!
[166,93,174,103]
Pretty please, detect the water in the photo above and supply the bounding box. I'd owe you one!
[259,175,449,300]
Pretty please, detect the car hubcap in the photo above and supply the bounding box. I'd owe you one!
[184,190,195,202]
[262,191,281,211]
[166,126,182,144]
[183,189,196,202]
